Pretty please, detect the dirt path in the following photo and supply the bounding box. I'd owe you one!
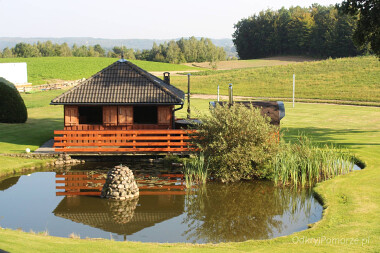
[183,56,317,70]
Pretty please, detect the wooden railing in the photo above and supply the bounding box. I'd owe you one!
[56,172,188,196]
[54,129,194,153]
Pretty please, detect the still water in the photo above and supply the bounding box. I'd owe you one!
[0,162,323,243]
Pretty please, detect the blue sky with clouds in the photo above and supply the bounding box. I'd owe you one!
[0,0,342,39]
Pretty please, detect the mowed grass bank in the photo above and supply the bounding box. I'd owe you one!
[0,90,63,172]
[0,57,201,85]
[172,56,380,102]
[0,88,379,251]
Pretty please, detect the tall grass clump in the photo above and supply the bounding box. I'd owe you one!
[183,153,208,187]
[272,135,355,188]
[189,104,280,183]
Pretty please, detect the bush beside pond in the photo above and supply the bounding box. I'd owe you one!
[189,104,280,183]
[189,104,356,186]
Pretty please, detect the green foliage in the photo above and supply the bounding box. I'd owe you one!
[338,0,380,58]
[13,43,40,58]
[0,77,27,123]
[233,5,361,59]
[183,153,208,187]
[2,48,13,58]
[189,104,280,182]
[135,37,226,64]
[272,135,355,188]
[2,37,227,64]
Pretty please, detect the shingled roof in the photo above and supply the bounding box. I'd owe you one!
[50,59,185,105]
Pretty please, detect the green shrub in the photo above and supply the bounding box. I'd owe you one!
[0,77,28,123]
[189,104,280,183]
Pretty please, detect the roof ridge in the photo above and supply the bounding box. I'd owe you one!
[124,61,183,103]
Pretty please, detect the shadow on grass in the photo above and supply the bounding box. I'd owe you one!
[0,118,63,151]
[281,127,380,149]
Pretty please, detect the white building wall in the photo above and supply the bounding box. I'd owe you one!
[0,63,28,85]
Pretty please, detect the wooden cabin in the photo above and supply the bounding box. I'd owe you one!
[51,59,192,153]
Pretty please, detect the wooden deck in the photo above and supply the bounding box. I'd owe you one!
[54,129,195,153]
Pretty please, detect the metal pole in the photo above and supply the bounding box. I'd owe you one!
[187,73,191,119]
[293,73,295,108]
[217,85,220,101]
[228,83,233,106]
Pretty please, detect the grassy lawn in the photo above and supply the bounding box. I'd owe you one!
[0,87,379,251]
[0,57,202,85]
[172,56,380,102]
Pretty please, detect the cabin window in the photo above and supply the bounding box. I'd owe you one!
[78,106,103,125]
[133,106,157,124]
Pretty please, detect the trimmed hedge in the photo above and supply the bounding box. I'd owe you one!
[0,77,28,123]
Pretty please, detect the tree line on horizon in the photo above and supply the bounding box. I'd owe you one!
[232,4,371,59]
[0,37,227,64]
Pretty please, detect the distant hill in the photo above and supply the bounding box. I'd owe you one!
[0,37,236,55]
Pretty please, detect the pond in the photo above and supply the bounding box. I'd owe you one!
[0,161,324,243]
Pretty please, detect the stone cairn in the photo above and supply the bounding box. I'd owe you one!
[101,165,139,200]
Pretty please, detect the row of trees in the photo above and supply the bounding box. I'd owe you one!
[0,37,226,64]
[232,4,366,59]
[0,41,107,58]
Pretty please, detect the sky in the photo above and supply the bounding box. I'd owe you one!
[0,0,342,39]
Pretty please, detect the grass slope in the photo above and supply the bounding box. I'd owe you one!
[0,57,201,85]
[172,56,380,102]
[0,88,379,252]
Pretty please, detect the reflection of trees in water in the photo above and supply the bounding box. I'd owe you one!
[0,176,20,191]
[183,181,315,243]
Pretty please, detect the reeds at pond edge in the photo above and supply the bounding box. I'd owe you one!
[183,153,208,188]
[272,136,355,188]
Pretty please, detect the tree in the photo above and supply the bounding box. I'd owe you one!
[166,41,182,63]
[2,47,13,58]
[13,43,40,57]
[112,46,135,59]
[233,5,359,59]
[94,44,105,57]
[189,104,280,182]
[37,41,56,56]
[60,43,72,57]
[338,0,380,57]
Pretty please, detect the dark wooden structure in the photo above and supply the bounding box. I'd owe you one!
[210,101,285,126]
[51,59,192,153]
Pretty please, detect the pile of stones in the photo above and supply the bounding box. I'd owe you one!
[54,154,84,166]
[101,165,139,200]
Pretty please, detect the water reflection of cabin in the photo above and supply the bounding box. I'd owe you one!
[51,59,191,153]
[53,194,184,237]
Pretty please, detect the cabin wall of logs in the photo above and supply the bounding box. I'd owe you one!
[64,105,174,130]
